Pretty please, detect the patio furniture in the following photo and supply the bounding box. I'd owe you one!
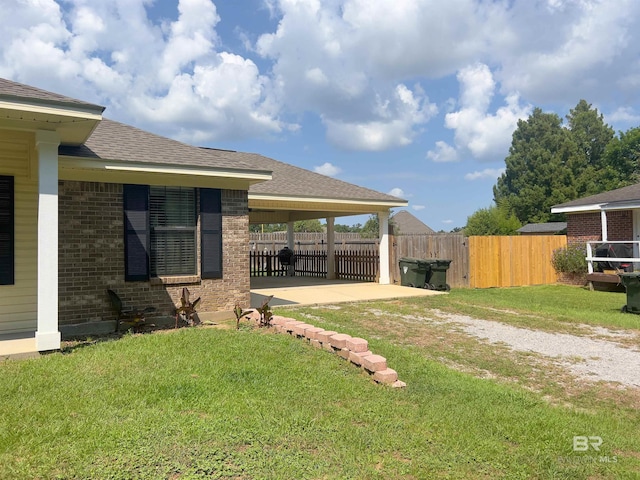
[107,289,156,333]
[277,247,295,276]
[175,287,201,328]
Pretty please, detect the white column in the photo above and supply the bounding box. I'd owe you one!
[378,211,390,284]
[326,217,336,280]
[287,221,295,276]
[35,131,61,351]
[601,210,608,242]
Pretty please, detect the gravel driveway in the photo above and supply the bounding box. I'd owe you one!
[434,311,640,388]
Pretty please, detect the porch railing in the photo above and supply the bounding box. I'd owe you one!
[586,241,640,273]
[249,249,379,282]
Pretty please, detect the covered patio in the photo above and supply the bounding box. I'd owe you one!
[244,154,408,284]
[250,276,443,308]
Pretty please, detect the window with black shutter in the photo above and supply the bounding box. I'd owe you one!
[124,185,222,281]
[149,186,197,276]
[200,188,222,279]
[0,176,14,285]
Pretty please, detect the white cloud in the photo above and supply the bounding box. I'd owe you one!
[444,64,531,162]
[0,0,290,143]
[442,219,453,224]
[314,162,341,176]
[427,141,459,163]
[606,106,640,126]
[388,187,406,198]
[412,205,426,211]
[464,168,505,181]
[324,83,437,151]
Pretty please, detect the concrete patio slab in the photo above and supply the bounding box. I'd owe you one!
[250,277,444,307]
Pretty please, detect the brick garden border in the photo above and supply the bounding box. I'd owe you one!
[260,314,406,388]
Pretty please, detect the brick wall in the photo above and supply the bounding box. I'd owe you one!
[58,181,250,327]
[566,210,633,245]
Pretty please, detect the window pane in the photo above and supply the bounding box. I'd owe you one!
[149,187,196,276]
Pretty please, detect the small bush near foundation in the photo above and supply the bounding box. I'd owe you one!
[552,244,587,274]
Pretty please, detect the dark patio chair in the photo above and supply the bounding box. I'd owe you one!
[107,289,156,333]
[174,287,201,328]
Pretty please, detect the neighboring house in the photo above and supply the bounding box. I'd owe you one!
[551,184,640,245]
[390,210,435,235]
[0,78,406,353]
[517,222,567,236]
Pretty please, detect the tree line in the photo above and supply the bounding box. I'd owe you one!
[465,100,639,236]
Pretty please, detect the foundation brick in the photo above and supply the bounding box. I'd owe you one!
[304,327,325,341]
[362,354,387,373]
[349,350,373,366]
[329,333,352,349]
[310,339,322,349]
[317,330,338,343]
[337,347,350,360]
[283,320,303,332]
[346,337,368,353]
[373,368,398,384]
[292,323,314,337]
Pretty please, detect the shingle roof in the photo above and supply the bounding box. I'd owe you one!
[517,222,567,234]
[241,153,405,203]
[390,210,435,234]
[0,78,104,112]
[59,118,403,203]
[60,118,263,172]
[552,183,640,210]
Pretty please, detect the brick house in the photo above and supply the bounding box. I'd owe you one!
[552,184,640,283]
[0,78,406,353]
[551,184,640,245]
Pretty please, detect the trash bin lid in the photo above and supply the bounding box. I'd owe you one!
[399,257,431,268]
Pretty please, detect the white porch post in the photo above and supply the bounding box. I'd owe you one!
[378,211,390,284]
[326,217,336,280]
[35,131,61,351]
[287,221,295,276]
[601,210,608,242]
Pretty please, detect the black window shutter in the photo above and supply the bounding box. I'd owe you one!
[200,188,222,279]
[123,184,150,281]
[0,176,14,285]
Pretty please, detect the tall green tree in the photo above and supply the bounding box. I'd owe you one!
[566,100,615,196]
[493,108,576,223]
[601,126,640,188]
[493,100,623,224]
[464,203,521,236]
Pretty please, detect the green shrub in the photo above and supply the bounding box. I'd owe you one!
[551,244,587,274]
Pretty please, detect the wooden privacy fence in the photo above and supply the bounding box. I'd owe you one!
[250,248,378,282]
[391,234,469,288]
[468,235,567,288]
[249,234,567,288]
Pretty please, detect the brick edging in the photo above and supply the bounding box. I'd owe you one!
[262,314,406,388]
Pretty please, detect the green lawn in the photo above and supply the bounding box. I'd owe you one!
[1,285,638,479]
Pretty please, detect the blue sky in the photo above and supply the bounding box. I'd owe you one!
[2,0,640,230]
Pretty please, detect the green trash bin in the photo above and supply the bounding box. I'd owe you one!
[399,257,430,288]
[425,259,452,291]
[619,272,640,314]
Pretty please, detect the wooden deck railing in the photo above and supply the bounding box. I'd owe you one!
[250,249,379,282]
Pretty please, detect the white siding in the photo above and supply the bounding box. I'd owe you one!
[0,131,37,334]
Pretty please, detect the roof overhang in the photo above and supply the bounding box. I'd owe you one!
[248,193,408,223]
[552,200,640,214]
[59,156,272,190]
[0,98,104,145]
